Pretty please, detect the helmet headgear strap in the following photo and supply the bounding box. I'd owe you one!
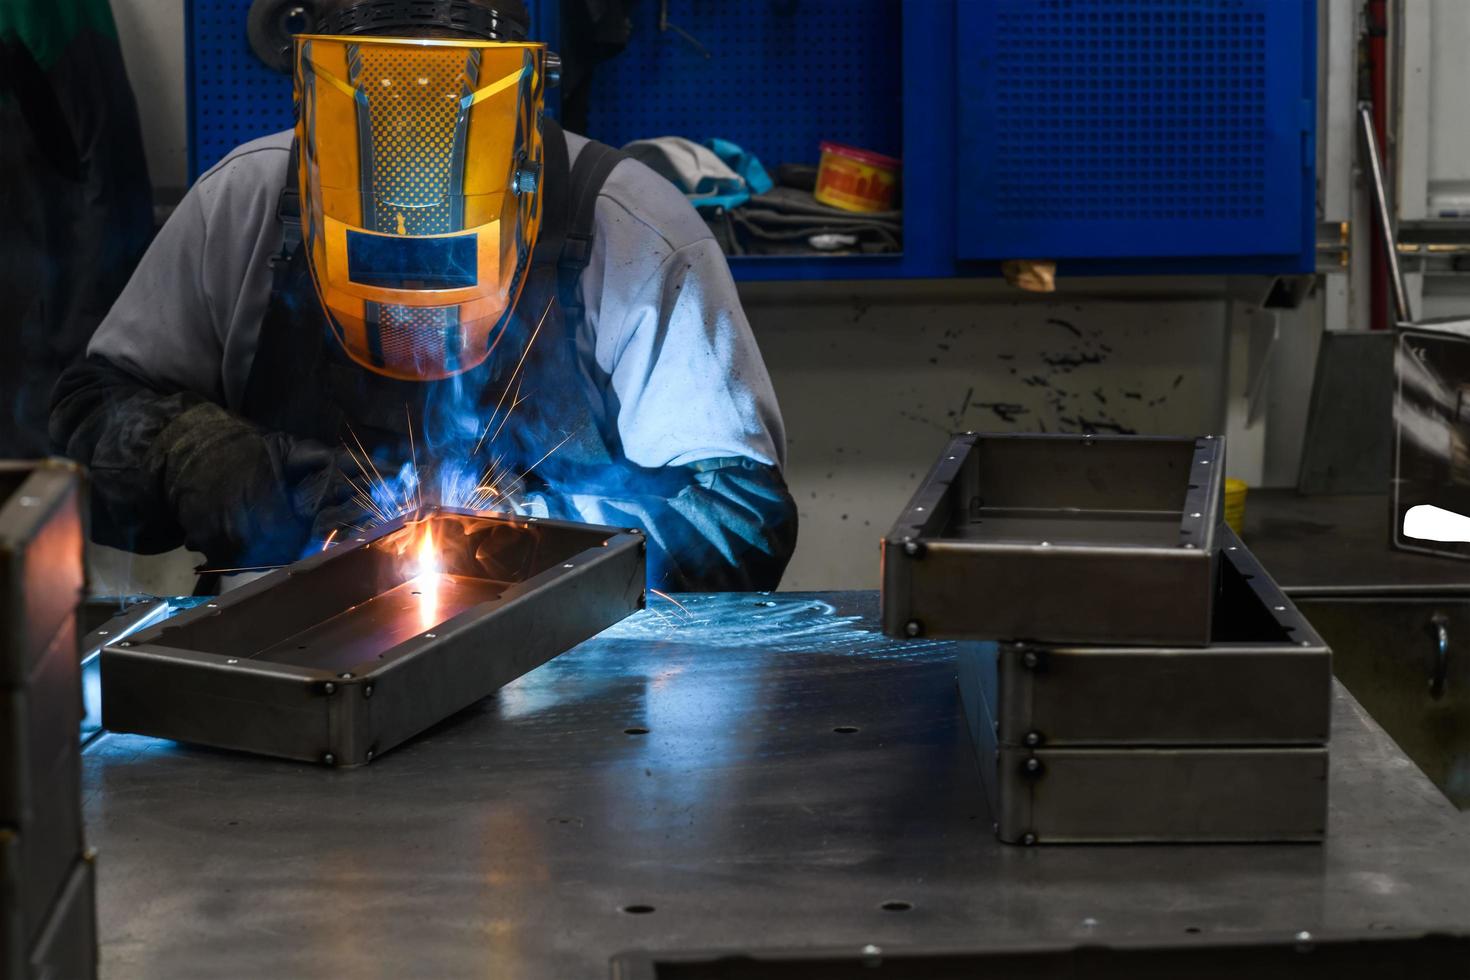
[322,0,530,41]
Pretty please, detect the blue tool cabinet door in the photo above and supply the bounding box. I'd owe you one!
[954,0,1315,267]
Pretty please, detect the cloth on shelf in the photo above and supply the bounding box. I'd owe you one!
[723,185,901,256]
[621,136,773,211]
[626,136,900,255]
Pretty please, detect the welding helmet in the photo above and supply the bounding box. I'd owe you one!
[292,21,546,381]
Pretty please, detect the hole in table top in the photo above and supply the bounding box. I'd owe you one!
[1185,927,1201,934]
[621,904,656,915]
[833,726,860,734]
[624,727,649,736]
[880,901,912,912]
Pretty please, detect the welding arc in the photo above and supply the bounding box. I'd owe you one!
[331,294,558,526]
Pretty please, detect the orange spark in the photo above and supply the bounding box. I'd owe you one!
[650,589,692,620]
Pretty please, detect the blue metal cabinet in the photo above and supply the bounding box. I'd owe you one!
[953,0,1316,271]
[184,0,1315,279]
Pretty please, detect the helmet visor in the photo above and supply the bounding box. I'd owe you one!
[293,35,546,380]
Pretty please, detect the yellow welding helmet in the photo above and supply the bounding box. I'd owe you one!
[292,34,546,380]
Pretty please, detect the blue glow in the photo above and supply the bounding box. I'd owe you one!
[81,598,207,748]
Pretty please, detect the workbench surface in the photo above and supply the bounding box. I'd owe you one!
[82,592,1470,979]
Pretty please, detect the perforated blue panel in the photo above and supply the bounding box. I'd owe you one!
[185,0,558,180]
[954,0,1314,265]
[185,0,1314,279]
[187,1,294,178]
[581,2,901,168]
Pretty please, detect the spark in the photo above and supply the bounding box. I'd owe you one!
[642,605,678,630]
[472,295,553,458]
[194,563,283,575]
[335,296,556,526]
[341,424,404,522]
[322,528,340,550]
[475,429,581,512]
[406,405,424,514]
[650,589,693,620]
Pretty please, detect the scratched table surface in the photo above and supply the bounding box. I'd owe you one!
[82,592,1470,979]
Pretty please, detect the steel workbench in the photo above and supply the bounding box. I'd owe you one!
[81,592,1470,978]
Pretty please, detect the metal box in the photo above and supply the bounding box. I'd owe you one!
[102,509,645,767]
[0,622,83,950]
[0,851,96,980]
[0,461,87,955]
[883,433,1224,646]
[958,529,1331,844]
[0,461,86,686]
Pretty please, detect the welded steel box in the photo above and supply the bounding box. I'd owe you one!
[102,509,645,767]
[0,460,92,977]
[0,461,85,686]
[0,849,95,980]
[957,529,1332,844]
[883,432,1224,646]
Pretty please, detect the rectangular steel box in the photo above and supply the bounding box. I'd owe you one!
[0,461,85,687]
[102,509,646,767]
[0,851,96,980]
[0,461,87,955]
[883,433,1224,646]
[957,529,1332,844]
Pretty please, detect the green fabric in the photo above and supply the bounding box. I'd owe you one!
[0,0,119,71]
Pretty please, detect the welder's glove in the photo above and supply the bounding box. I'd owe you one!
[529,457,798,592]
[52,355,371,568]
[150,401,372,567]
[294,443,386,549]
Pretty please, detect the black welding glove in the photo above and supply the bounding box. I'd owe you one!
[52,354,367,567]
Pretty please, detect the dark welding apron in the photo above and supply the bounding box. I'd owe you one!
[239,120,627,493]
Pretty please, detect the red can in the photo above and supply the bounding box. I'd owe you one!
[814,141,900,213]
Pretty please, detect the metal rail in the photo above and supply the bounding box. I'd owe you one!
[1358,101,1414,323]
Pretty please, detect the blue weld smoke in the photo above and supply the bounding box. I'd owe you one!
[357,327,529,524]
[361,379,493,520]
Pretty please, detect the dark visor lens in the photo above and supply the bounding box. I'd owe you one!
[346,230,478,289]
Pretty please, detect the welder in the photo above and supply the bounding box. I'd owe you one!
[51,0,796,591]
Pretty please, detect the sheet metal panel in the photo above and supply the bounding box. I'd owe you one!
[79,593,1470,979]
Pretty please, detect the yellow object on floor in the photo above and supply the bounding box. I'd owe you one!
[1224,478,1248,534]
[1001,259,1057,292]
